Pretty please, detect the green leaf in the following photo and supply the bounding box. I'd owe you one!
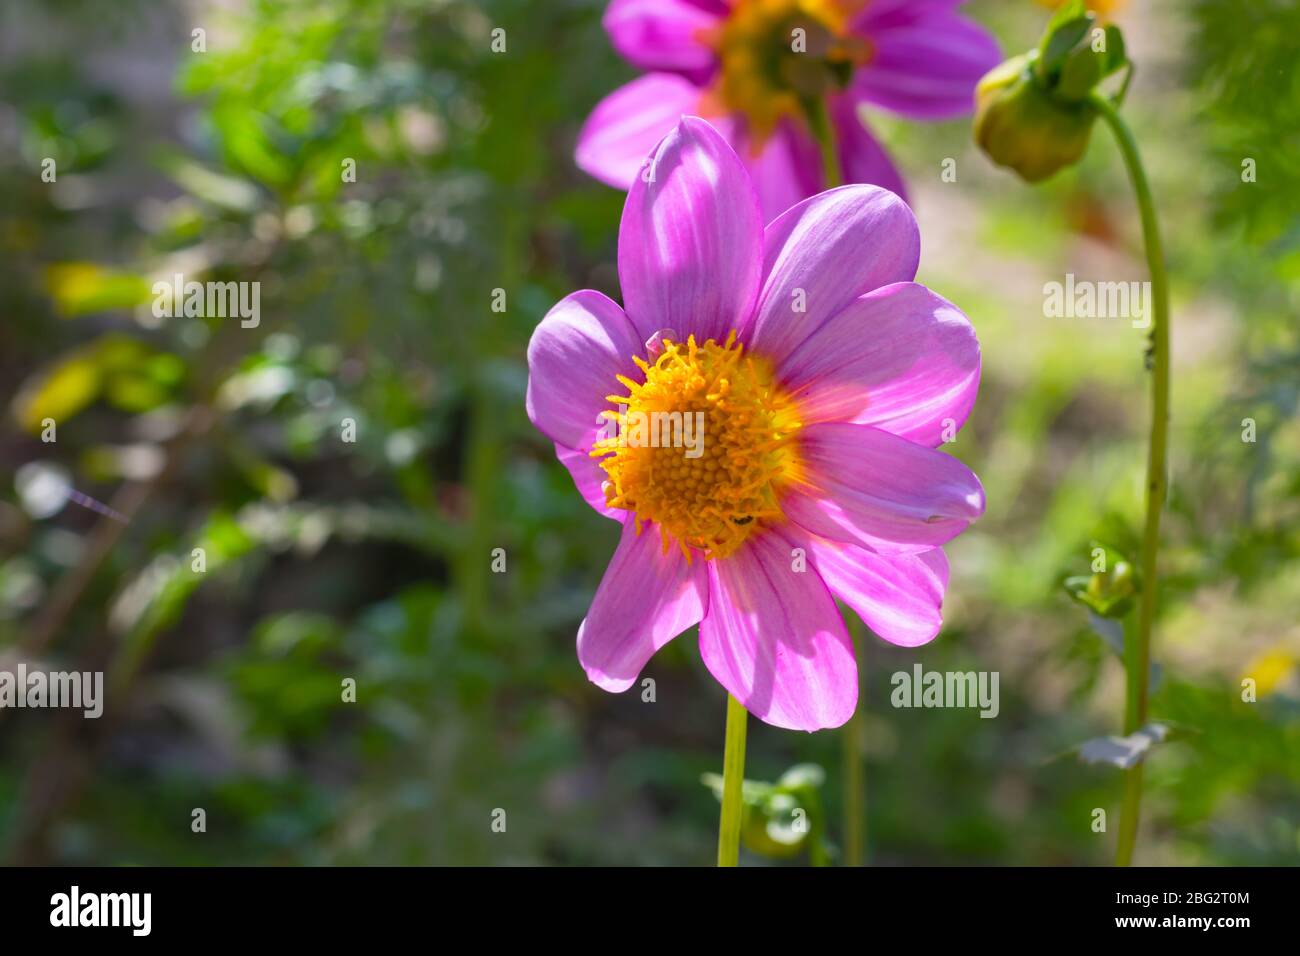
[1057,44,1104,101]
[11,335,187,432]
[157,150,262,212]
[212,102,295,190]
[44,263,151,318]
[702,763,829,862]
[1045,0,1088,29]
[12,349,102,432]
[1037,7,1095,81]
[1101,24,1128,77]
[777,763,825,790]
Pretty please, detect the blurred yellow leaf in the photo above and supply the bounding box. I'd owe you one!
[44,263,151,318]
[12,350,102,433]
[12,335,172,433]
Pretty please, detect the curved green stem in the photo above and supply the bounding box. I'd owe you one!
[717,693,748,867]
[1087,91,1171,868]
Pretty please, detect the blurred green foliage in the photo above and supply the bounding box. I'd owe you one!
[0,0,1296,865]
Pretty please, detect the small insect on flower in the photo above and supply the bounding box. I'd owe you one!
[576,0,1001,218]
[528,118,984,732]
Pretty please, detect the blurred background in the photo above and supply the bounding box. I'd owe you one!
[0,0,1297,866]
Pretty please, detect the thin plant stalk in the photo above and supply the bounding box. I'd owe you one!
[717,693,749,866]
[1087,90,1171,868]
[842,621,866,866]
[804,98,844,188]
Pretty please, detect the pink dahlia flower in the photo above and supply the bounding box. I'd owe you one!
[529,117,983,731]
[577,0,1001,219]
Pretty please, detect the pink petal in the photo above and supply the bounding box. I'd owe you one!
[852,14,1001,120]
[555,437,625,522]
[747,185,919,364]
[618,116,763,344]
[525,290,643,449]
[784,421,984,554]
[853,0,966,31]
[603,0,720,79]
[829,94,908,202]
[738,120,824,223]
[698,530,857,731]
[577,520,708,692]
[576,74,702,190]
[778,281,980,447]
[793,526,950,647]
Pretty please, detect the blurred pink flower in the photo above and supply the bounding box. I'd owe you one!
[530,117,983,731]
[577,0,1001,219]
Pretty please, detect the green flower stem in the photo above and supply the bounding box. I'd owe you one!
[1087,90,1171,868]
[842,623,866,867]
[1116,763,1145,866]
[717,693,749,867]
[805,96,868,868]
[804,97,844,190]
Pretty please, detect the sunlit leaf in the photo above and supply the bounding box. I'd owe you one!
[12,335,181,432]
[157,151,262,212]
[44,263,151,317]
[12,347,103,433]
[212,102,295,189]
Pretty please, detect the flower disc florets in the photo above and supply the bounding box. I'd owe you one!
[593,332,803,559]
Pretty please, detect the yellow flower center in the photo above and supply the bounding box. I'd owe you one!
[593,333,804,560]
[700,0,872,147]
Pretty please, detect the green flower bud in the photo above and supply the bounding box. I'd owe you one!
[973,0,1130,183]
[1063,544,1140,619]
[974,52,1097,183]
